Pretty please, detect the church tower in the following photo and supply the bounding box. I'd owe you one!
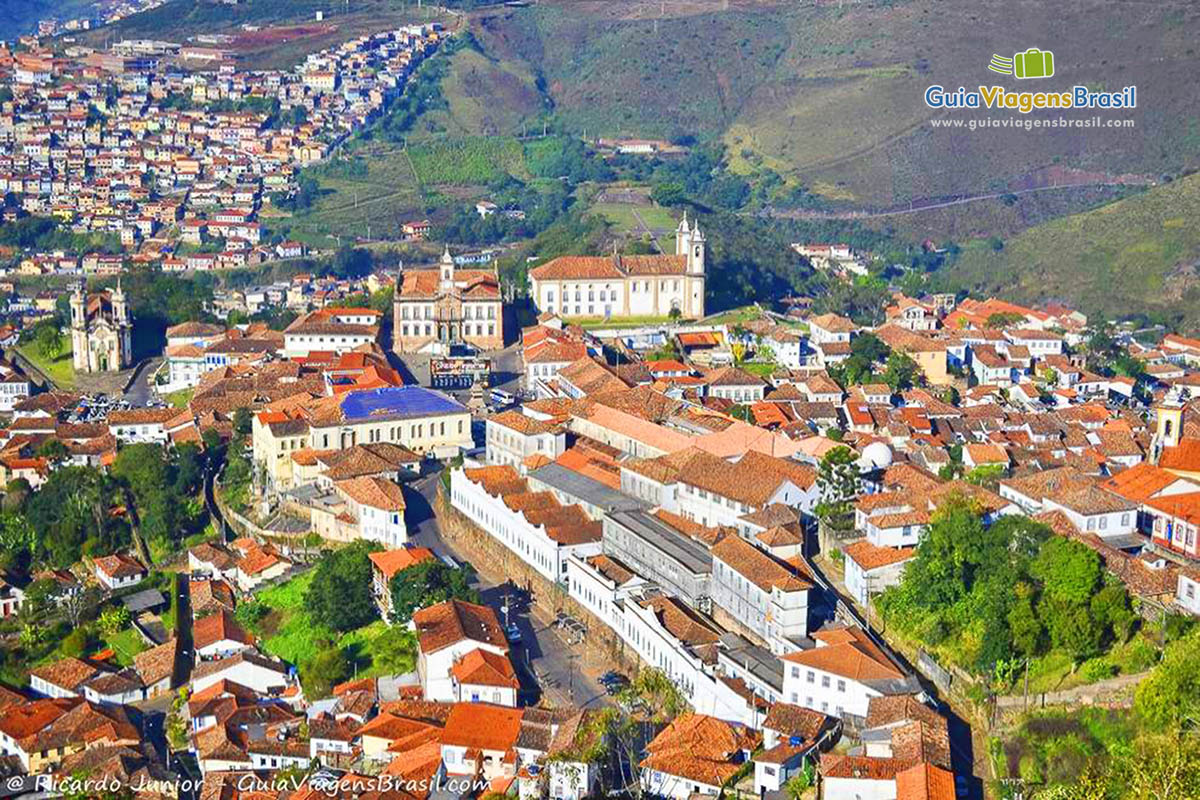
[70,283,87,372]
[1152,389,1184,464]
[439,245,455,290]
[674,212,705,275]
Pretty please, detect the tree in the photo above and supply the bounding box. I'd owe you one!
[650,182,686,207]
[37,438,69,464]
[815,446,860,538]
[305,541,380,632]
[301,645,350,699]
[668,306,682,322]
[882,350,920,391]
[1007,582,1044,657]
[34,319,64,359]
[1134,629,1200,730]
[99,605,132,635]
[1032,537,1101,607]
[389,560,479,624]
[232,407,253,438]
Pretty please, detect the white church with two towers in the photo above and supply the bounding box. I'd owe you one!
[528,213,707,320]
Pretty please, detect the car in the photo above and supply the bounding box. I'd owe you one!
[504,623,522,643]
[599,671,628,687]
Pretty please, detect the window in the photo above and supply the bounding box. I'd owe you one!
[806,671,815,684]
[821,675,830,688]
[837,679,846,692]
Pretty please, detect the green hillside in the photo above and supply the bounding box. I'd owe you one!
[943,173,1200,327]
[467,0,1200,207]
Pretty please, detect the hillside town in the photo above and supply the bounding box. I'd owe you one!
[0,18,443,273]
[0,214,1195,797]
[0,3,1195,800]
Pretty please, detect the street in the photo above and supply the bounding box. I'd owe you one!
[405,472,608,709]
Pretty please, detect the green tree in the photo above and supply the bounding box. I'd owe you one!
[1032,537,1102,607]
[305,541,380,632]
[301,645,350,699]
[1134,630,1200,730]
[882,350,920,391]
[99,605,132,635]
[1008,582,1045,657]
[650,182,686,207]
[37,438,69,464]
[388,560,479,624]
[34,319,64,359]
[815,446,860,537]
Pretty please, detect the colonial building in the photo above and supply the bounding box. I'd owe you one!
[70,282,132,373]
[528,214,706,320]
[392,247,503,354]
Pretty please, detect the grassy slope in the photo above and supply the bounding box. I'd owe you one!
[470,1,1200,207]
[252,572,413,680]
[945,173,1200,326]
[16,343,76,389]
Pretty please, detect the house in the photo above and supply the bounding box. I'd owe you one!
[486,411,566,470]
[412,599,512,704]
[439,702,522,781]
[93,553,146,590]
[781,627,918,722]
[193,609,255,662]
[709,534,811,653]
[29,657,99,699]
[368,546,436,622]
[703,366,767,404]
[821,756,954,800]
[843,540,916,606]
[754,703,836,795]
[190,651,298,699]
[639,713,759,800]
[0,698,139,773]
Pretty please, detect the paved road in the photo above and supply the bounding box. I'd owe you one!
[405,472,607,709]
[123,356,164,406]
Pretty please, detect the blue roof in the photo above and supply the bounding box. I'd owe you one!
[340,386,465,421]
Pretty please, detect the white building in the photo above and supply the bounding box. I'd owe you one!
[529,214,706,320]
[781,627,918,722]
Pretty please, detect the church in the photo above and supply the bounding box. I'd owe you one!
[70,282,133,373]
[392,246,504,354]
[528,214,706,320]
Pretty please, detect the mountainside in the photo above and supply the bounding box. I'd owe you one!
[940,173,1200,328]
[467,0,1200,208]
[0,0,100,40]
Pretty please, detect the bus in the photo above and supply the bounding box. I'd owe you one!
[489,388,516,407]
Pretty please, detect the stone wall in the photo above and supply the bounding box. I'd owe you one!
[436,487,641,676]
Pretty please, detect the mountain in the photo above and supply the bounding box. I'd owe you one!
[939,173,1200,329]
[465,0,1200,208]
[0,0,100,40]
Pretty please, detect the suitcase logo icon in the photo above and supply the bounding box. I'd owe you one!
[988,48,1055,79]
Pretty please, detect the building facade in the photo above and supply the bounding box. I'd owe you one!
[529,215,706,320]
[393,247,504,354]
[70,282,132,373]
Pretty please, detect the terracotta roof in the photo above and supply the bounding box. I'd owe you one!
[29,657,99,692]
[440,703,523,752]
[821,753,910,781]
[449,649,519,689]
[710,535,811,593]
[131,639,177,687]
[369,547,435,580]
[844,539,917,571]
[530,253,687,281]
[762,703,830,741]
[783,626,905,683]
[93,553,145,580]
[336,476,407,512]
[412,599,507,655]
[1159,439,1200,473]
[639,713,760,788]
[896,762,956,800]
[193,609,253,651]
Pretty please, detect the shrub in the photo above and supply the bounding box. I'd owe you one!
[1079,657,1116,683]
